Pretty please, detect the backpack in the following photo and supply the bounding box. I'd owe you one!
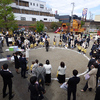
[37,69,44,86]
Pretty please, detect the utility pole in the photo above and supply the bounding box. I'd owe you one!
[70,2,75,32]
[71,2,75,24]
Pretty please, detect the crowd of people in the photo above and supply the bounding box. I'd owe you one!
[1,30,100,100]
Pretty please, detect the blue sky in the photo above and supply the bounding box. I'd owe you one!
[41,0,100,20]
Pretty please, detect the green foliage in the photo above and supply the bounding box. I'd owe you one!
[0,0,17,31]
[81,21,85,27]
[50,22,62,30]
[36,21,44,33]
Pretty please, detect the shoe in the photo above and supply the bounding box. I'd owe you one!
[9,94,15,100]
[3,93,8,98]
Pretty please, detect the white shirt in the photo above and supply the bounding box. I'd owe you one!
[58,66,66,75]
[43,64,52,74]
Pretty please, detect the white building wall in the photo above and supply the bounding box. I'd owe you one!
[29,0,46,10]
[14,13,59,22]
[11,0,59,22]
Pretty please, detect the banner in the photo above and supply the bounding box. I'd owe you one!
[82,8,88,17]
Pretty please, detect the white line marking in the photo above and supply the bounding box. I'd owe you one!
[28,47,90,80]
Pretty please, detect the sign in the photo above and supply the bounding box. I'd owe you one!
[82,8,88,17]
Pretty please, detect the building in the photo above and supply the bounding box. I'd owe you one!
[10,0,59,26]
[55,14,81,23]
[55,15,71,23]
[95,15,100,22]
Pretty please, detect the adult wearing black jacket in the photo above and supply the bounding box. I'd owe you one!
[19,54,27,78]
[87,54,96,71]
[28,76,45,100]
[67,70,80,100]
[0,64,14,100]
[45,39,49,52]
[14,53,20,73]
[95,86,100,100]
[96,59,100,87]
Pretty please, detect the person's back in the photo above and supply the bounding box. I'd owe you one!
[67,76,80,91]
[35,63,46,89]
[67,69,80,100]
[0,64,14,99]
[28,76,45,100]
[0,70,13,83]
[36,66,46,80]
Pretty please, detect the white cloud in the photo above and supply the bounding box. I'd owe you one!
[41,0,100,19]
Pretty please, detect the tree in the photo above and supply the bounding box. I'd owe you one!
[0,0,17,31]
[81,21,85,27]
[36,21,44,33]
[50,22,62,30]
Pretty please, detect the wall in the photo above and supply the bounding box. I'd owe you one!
[14,13,59,22]
[95,15,100,22]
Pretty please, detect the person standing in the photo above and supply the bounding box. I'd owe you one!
[28,76,45,100]
[0,64,14,100]
[95,86,100,100]
[19,54,27,78]
[35,63,46,89]
[5,34,9,47]
[25,44,30,60]
[14,53,20,74]
[87,54,96,71]
[0,37,3,53]
[43,60,52,85]
[8,35,13,46]
[67,69,80,100]
[45,39,49,52]
[81,63,98,92]
[86,36,90,47]
[96,59,100,87]
[58,62,66,84]
[32,59,39,76]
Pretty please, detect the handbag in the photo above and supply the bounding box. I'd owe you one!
[60,82,68,90]
[26,65,29,71]
[56,71,58,78]
[84,74,90,80]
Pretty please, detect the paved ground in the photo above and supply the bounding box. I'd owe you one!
[0,33,96,100]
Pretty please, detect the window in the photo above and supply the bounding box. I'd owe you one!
[44,18,47,20]
[33,3,35,6]
[40,4,44,8]
[37,4,38,6]
[30,2,32,5]
[32,18,36,21]
[21,17,26,21]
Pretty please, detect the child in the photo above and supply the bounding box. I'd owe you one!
[30,61,35,73]
[58,40,62,47]
[53,36,56,47]
[65,42,68,49]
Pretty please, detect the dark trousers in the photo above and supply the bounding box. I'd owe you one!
[96,76,99,87]
[6,41,9,47]
[67,90,76,100]
[68,42,71,48]
[83,81,92,91]
[46,46,49,52]
[3,82,12,98]
[21,67,26,77]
